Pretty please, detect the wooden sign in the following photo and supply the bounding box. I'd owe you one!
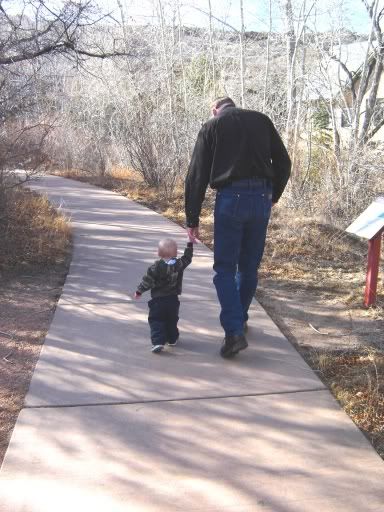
[346,197,384,240]
[346,197,384,307]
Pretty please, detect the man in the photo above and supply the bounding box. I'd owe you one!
[185,96,291,358]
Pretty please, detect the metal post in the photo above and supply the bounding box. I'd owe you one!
[364,229,383,307]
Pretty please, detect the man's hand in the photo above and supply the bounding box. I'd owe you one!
[134,291,141,299]
[187,227,199,243]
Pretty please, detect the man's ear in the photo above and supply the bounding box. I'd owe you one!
[212,108,217,117]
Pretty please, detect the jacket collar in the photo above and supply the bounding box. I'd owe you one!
[217,104,236,116]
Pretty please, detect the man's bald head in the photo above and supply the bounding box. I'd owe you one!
[211,96,236,117]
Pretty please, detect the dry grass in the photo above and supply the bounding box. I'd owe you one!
[309,348,384,457]
[0,187,71,270]
[262,212,384,311]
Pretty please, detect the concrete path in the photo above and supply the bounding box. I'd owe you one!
[1,175,383,511]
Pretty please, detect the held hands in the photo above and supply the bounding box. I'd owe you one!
[187,227,199,244]
[134,291,141,300]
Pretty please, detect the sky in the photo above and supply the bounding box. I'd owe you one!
[101,0,376,34]
[4,0,377,34]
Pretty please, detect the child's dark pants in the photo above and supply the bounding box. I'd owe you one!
[148,295,180,345]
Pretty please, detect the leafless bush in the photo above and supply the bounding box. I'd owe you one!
[284,130,384,224]
[48,123,113,176]
[113,101,185,195]
[0,122,50,172]
[0,121,52,230]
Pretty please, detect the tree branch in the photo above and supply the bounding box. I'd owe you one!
[0,0,132,66]
[330,55,357,101]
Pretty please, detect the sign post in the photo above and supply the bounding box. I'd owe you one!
[365,229,383,306]
[346,197,384,307]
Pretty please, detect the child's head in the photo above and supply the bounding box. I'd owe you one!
[158,238,177,259]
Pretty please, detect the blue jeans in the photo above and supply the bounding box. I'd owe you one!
[213,179,272,336]
[148,295,180,345]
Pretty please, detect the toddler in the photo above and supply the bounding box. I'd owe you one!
[134,238,193,353]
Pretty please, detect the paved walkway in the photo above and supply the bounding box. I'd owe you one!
[1,175,383,511]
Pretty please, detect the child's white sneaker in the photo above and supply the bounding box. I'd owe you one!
[151,344,164,353]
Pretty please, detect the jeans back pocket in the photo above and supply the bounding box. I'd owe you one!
[215,192,240,218]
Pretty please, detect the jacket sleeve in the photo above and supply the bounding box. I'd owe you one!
[174,242,193,271]
[269,121,291,203]
[185,125,212,228]
[136,263,158,294]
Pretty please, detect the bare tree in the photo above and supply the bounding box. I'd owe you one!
[354,0,384,146]
[0,0,130,65]
[239,0,246,107]
[308,0,384,216]
[0,0,130,177]
[190,4,246,106]
[263,0,273,110]
[282,0,317,152]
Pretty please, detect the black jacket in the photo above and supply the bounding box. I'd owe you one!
[136,243,193,298]
[185,106,291,227]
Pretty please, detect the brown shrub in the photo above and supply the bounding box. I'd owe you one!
[0,188,71,270]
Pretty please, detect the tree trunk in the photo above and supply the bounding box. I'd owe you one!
[263,0,272,111]
[284,0,297,150]
[239,0,246,108]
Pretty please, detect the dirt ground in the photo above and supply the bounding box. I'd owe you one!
[257,279,384,458]
[0,172,383,467]
[0,186,72,467]
[0,264,70,466]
